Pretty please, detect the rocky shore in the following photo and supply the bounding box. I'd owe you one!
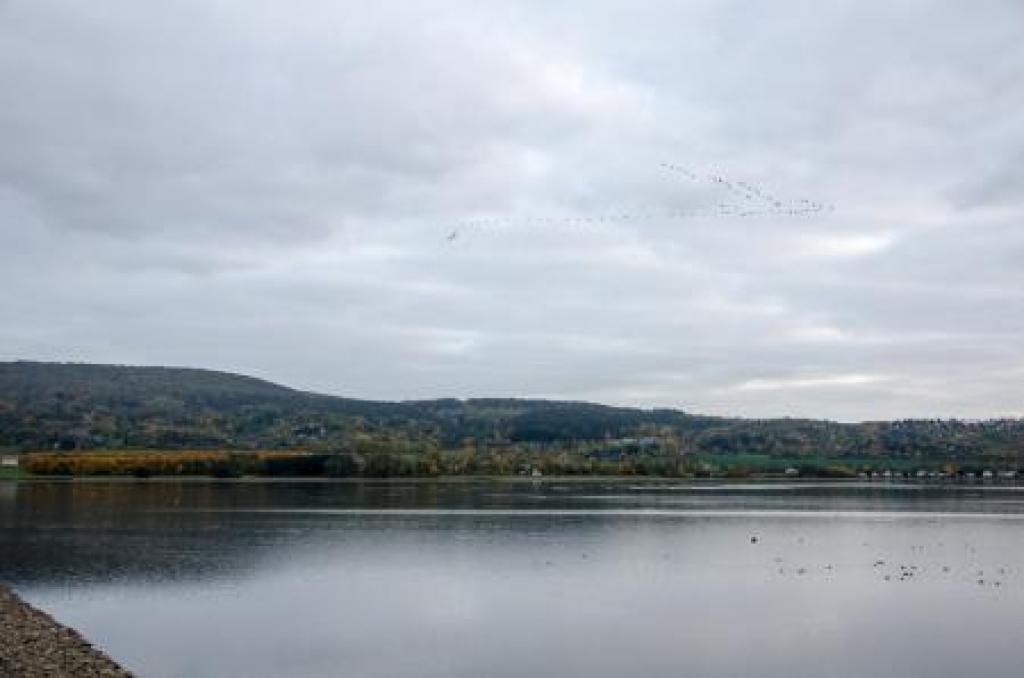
[0,585,132,677]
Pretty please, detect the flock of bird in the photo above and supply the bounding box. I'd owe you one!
[660,162,833,217]
[445,162,834,242]
[757,537,1014,591]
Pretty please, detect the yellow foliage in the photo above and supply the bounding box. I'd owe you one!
[24,450,310,476]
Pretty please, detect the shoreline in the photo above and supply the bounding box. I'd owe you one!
[0,473,946,483]
[0,585,132,677]
[3,475,1021,491]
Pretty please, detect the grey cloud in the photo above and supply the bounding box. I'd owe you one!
[2,0,1023,420]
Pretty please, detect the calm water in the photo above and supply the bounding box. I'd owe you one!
[3,480,1024,677]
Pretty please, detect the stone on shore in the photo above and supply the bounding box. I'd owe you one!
[0,585,132,677]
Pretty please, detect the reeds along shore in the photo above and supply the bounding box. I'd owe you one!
[0,585,132,677]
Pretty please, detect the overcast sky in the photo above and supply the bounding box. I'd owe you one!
[1,0,1022,420]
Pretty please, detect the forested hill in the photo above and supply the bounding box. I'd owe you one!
[0,361,713,450]
[1,361,1023,463]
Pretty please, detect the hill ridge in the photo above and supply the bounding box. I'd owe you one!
[1,361,1022,463]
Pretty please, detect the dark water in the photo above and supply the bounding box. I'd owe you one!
[3,480,1024,678]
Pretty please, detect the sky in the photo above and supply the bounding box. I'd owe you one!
[1,0,1022,421]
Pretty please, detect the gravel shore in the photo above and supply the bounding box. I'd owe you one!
[0,585,132,677]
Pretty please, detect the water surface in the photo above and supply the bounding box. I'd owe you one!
[2,479,1024,677]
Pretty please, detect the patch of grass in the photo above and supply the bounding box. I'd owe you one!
[693,453,970,476]
[0,465,30,480]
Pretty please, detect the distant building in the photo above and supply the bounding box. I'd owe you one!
[0,455,18,468]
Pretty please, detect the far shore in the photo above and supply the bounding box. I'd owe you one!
[2,473,1016,485]
[9,448,1017,484]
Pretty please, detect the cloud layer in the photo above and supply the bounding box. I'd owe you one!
[2,0,1023,420]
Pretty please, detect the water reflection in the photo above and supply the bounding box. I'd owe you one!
[2,480,1024,678]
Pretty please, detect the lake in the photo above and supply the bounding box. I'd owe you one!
[2,479,1024,677]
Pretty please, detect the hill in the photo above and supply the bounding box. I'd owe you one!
[1,362,1023,470]
[0,361,713,451]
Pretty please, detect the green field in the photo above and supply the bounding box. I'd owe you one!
[692,453,999,476]
[0,465,29,480]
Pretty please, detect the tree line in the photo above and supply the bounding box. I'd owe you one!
[2,362,1023,467]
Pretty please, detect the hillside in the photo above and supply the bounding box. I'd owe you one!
[0,361,714,451]
[1,362,1023,467]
